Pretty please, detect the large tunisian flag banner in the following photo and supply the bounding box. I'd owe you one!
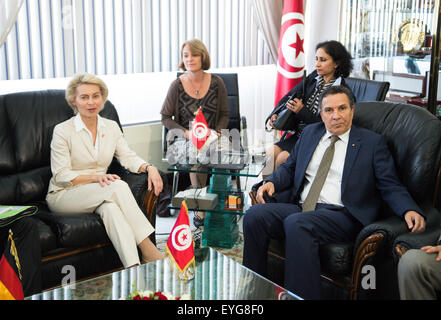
[274,0,305,106]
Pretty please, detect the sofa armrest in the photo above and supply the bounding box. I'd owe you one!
[107,157,159,225]
[393,227,441,260]
[354,215,408,253]
[355,204,440,253]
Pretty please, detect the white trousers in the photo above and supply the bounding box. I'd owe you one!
[46,180,154,268]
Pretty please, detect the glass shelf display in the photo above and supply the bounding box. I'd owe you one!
[339,0,440,111]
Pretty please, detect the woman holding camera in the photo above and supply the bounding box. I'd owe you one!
[263,40,353,177]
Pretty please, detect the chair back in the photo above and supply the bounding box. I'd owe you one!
[353,101,441,218]
[346,77,390,102]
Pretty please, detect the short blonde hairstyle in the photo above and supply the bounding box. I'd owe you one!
[178,39,211,71]
[65,73,109,114]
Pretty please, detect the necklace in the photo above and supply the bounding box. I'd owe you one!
[187,73,205,96]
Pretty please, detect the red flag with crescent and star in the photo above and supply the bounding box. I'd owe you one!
[166,201,195,274]
[274,0,305,106]
[191,107,211,150]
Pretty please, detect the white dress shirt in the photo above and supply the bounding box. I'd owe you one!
[300,128,351,207]
[74,113,105,158]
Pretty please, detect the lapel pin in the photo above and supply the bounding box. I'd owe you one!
[102,133,105,138]
[352,144,355,147]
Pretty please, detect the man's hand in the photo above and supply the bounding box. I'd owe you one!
[421,245,441,262]
[146,166,163,196]
[256,182,275,204]
[404,210,425,232]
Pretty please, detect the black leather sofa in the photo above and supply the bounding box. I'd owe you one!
[0,90,158,292]
[251,101,441,299]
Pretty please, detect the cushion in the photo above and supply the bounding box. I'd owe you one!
[319,243,354,275]
[39,211,110,248]
[36,218,58,255]
[269,239,354,275]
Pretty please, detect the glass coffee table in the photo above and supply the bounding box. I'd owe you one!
[168,162,265,249]
[29,248,301,300]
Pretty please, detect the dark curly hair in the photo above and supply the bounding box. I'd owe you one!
[316,40,353,78]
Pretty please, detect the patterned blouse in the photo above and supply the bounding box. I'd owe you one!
[177,77,219,129]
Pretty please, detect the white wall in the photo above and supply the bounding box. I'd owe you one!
[304,0,341,72]
[122,123,168,171]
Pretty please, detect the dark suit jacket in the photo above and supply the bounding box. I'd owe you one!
[266,122,423,226]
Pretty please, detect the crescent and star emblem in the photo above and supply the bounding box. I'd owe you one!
[192,122,208,139]
[277,12,305,79]
[171,225,192,251]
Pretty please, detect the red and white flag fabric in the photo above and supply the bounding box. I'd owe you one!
[166,201,195,274]
[191,108,211,150]
[274,0,305,106]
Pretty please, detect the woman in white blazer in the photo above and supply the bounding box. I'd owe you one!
[46,73,164,268]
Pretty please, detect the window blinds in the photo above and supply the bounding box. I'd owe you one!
[1,0,271,80]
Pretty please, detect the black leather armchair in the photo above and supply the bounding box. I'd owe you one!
[393,167,441,259]
[0,90,158,292]
[345,77,390,102]
[250,101,441,299]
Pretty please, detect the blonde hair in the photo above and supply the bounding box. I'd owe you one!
[65,73,109,114]
[178,39,211,71]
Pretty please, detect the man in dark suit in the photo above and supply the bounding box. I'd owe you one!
[243,85,426,300]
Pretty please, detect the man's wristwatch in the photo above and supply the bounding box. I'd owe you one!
[144,164,153,173]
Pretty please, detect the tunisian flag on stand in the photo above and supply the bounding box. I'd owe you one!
[191,107,211,150]
[166,201,195,274]
[274,0,305,106]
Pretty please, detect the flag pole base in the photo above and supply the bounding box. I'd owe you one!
[178,266,195,281]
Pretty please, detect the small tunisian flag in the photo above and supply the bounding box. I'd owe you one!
[0,230,24,300]
[274,0,305,106]
[191,107,211,150]
[166,201,195,274]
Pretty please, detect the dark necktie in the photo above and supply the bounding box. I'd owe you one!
[302,135,339,212]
